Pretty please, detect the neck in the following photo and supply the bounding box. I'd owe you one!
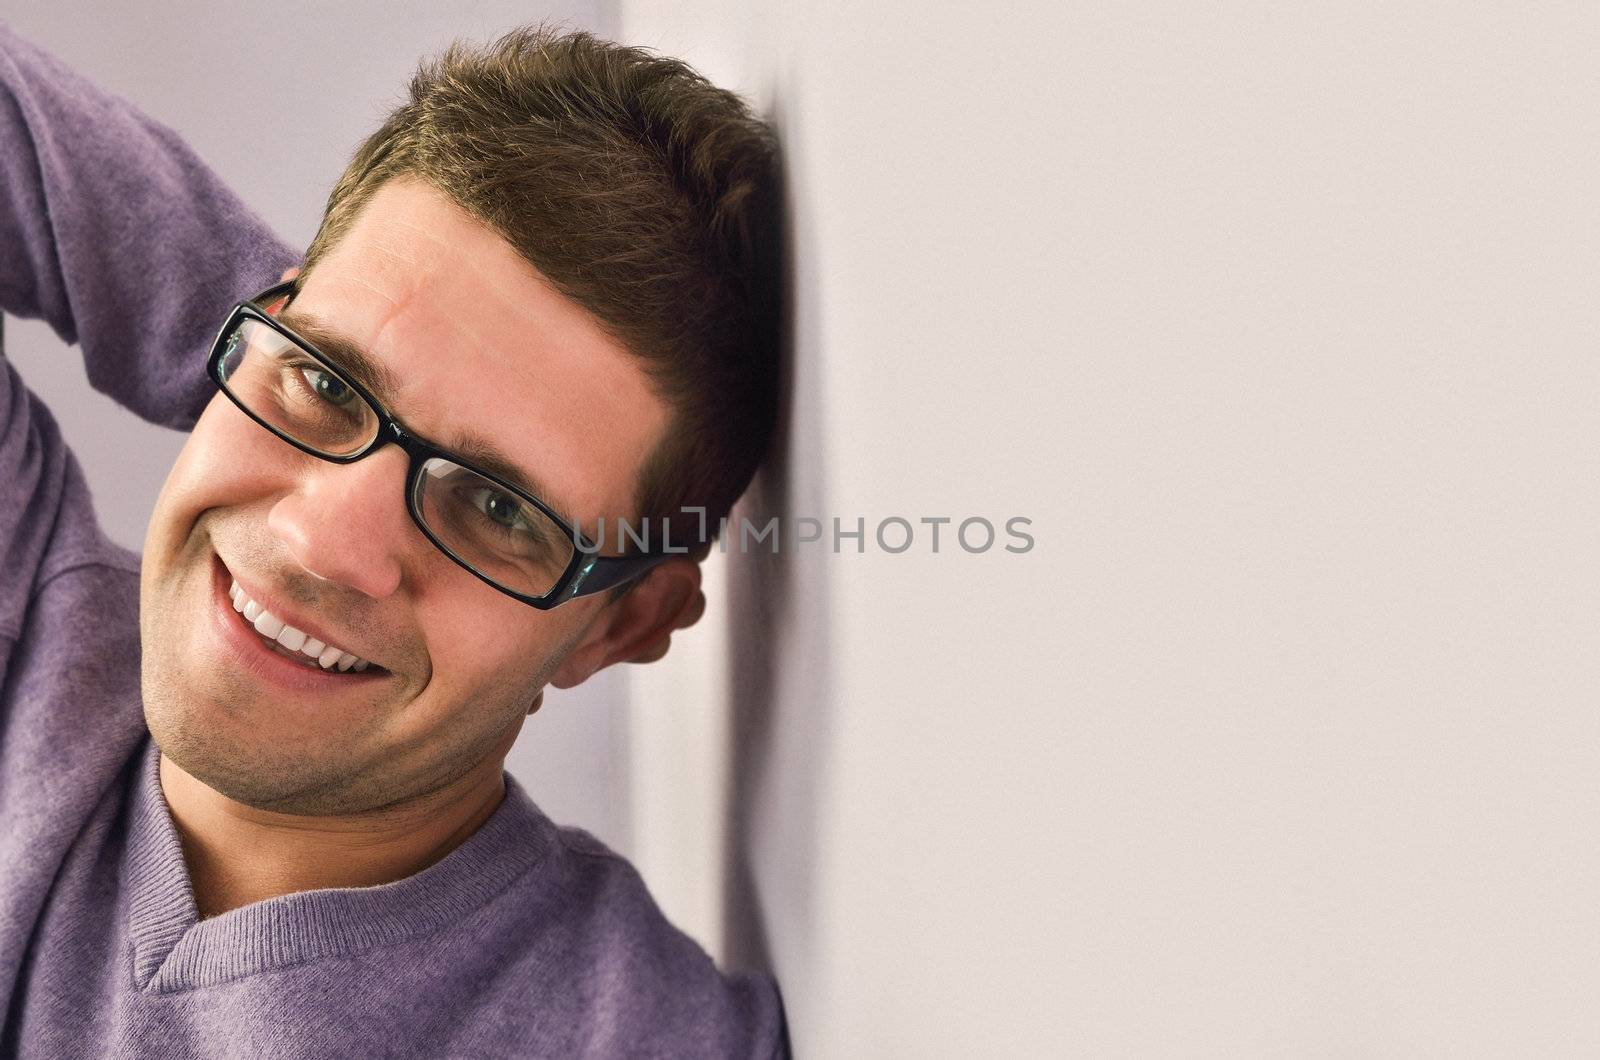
[158,755,507,919]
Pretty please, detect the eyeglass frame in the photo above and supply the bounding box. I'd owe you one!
[204,279,674,609]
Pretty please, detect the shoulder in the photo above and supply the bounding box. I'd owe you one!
[461,788,787,1058]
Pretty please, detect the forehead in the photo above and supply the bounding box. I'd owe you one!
[288,176,669,527]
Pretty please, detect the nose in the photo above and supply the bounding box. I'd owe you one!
[266,443,412,598]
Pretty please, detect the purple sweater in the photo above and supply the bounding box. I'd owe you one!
[0,24,783,1058]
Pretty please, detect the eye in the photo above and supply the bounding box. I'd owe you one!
[474,487,530,530]
[299,366,356,407]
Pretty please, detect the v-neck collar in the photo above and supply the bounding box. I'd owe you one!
[123,736,553,993]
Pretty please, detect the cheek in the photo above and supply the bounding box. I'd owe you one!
[143,400,309,605]
[151,399,289,535]
[411,591,573,703]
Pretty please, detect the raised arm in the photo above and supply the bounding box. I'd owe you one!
[0,21,297,430]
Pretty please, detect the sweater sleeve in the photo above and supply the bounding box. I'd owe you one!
[0,20,298,431]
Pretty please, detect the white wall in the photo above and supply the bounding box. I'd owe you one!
[621,1,1600,1055]
[1,1,641,868]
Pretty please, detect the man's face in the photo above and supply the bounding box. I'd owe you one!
[140,176,671,815]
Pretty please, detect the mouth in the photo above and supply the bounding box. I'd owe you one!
[209,553,390,692]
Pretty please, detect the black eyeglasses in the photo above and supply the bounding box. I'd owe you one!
[206,280,670,609]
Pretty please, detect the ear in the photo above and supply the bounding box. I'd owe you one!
[547,558,703,689]
[262,266,303,318]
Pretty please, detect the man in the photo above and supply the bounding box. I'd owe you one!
[0,19,785,1058]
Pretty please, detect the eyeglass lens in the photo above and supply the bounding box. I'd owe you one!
[215,315,576,599]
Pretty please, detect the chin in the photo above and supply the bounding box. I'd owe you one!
[136,573,377,816]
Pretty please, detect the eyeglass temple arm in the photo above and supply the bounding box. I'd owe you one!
[253,278,298,311]
[564,551,675,600]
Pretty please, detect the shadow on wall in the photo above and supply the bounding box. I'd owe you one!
[721,101,827,978]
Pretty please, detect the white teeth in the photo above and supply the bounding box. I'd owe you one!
[253,609,285,639]
[275,624,308,652]
[228,576,373,674]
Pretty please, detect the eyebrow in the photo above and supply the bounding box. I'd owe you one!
[277,308,582,527]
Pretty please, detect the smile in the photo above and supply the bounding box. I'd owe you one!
[209,554,388,689]
[229,580,371,672]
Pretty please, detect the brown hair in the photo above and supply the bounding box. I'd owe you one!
[301,23,782,562]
